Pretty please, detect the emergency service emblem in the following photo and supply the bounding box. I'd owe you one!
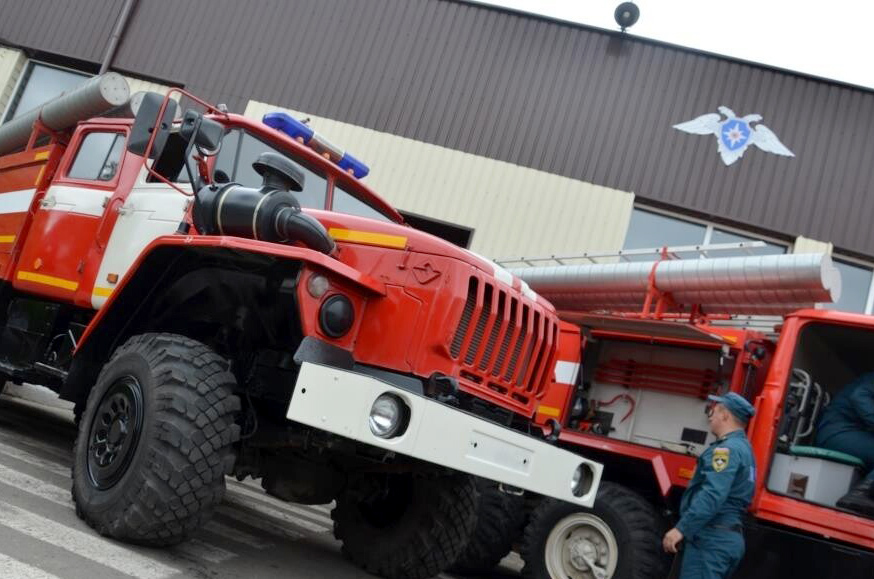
[712,447,730,472]
[674,106,794,166]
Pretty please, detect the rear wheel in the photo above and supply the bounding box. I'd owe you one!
[333,472,477,579]
[451,479,526,575]
[521,482,669,579]
[72,333,240,545]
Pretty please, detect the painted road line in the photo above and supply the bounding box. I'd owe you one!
[236,478,334,517]
[202,520,275,550]
[0,552,63,579]
[0,439,70,477]
[216,505,305,542]
[0,501,179,579]
[0,463,71,507]
[223,492,331,534]
[0,461,244,568]
[226,480,335,527]
[0,436,313,548]
[175,538,236,564]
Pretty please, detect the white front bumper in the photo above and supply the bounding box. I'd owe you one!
[286,362,602,507]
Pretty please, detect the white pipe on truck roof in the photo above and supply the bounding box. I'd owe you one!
[0,73,130,156]
[509,253,841,316]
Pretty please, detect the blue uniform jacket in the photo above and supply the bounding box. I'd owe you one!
[816,372,874,442]
[676,430,756,541]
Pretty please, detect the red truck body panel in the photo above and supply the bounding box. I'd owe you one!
[537,310,874,550]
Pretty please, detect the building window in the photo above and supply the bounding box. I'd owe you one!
[827,258,874,314]
[2,61,90,123]
[622,207,786,260]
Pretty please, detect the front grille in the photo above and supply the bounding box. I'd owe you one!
[450,278,478,358]
[451,275,558,409]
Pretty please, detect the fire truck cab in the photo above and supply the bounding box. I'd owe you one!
[0,78,603,579]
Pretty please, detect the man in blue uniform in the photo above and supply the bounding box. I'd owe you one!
[662,392,756,579]
[815,372,874,516]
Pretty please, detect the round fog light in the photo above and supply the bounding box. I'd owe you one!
[572,463,594,498]
[369,393,409,439]
[319,294,354,338]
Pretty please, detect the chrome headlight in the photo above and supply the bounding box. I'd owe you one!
[368,393,409,439]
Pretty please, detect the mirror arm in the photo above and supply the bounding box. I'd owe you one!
[182,115,202,188]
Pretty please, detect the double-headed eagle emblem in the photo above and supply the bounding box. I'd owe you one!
[674,106,794,166]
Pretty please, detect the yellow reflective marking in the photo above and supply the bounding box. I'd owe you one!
[33,152,50,161]
[92,287,114,297]
[34,165,46,186]
[678,467,695,480]
[0,235,16,243]
[536,405,561,418]
[17,271,79,291]
[328,228,407,249]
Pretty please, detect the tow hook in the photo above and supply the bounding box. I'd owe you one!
[428,373,460,405]
[543,418,562,443]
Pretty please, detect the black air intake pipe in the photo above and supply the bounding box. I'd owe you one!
[193,152,335,255]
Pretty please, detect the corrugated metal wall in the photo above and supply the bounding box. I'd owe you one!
[1,0,872,256]
[0,0,122,64]
[246,101,633,258]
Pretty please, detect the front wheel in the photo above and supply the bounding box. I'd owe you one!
[333,472,477,579]
[72,333,240,545]
[521,482,669,579]
[451,479,526,575]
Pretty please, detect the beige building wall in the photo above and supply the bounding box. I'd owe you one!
[245,101,634,260]
[793,235,833,255]
[0,47,26,116]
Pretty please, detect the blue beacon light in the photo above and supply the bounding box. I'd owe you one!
[263,112,370,179]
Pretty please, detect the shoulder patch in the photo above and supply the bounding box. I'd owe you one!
[712,447,730,472]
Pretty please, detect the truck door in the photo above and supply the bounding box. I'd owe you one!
[13,128,127,305]
[742,316,874,574]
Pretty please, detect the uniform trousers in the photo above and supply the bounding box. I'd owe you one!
[679,529,745,579]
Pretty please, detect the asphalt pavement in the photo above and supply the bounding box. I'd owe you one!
[0,385,523,579]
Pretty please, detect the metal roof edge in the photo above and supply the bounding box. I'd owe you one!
[455,0,874,95]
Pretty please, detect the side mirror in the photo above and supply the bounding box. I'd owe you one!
[128,92,178,159]
[179,110,224,155]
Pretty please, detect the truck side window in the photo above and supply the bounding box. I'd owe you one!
[68,132,125,181]
[214,130,327,209]
[332,183,392,222]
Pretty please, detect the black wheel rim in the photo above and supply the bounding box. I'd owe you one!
[86,375,144,490]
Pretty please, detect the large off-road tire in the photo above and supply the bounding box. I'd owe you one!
[521,482,669,579]
[333,473,478,579]
[72,333,240,546]
[451,479,527,575]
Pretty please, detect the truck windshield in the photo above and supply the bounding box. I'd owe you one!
[214,130,327,209]
[215,129,395,222]
[332,182,393,223]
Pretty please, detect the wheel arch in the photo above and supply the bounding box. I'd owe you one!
[61,237,378,407]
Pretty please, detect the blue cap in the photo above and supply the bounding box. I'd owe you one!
[707,393,755,423]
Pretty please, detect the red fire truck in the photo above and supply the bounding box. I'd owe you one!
[489,248,874,579]
[0,75,603,579]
